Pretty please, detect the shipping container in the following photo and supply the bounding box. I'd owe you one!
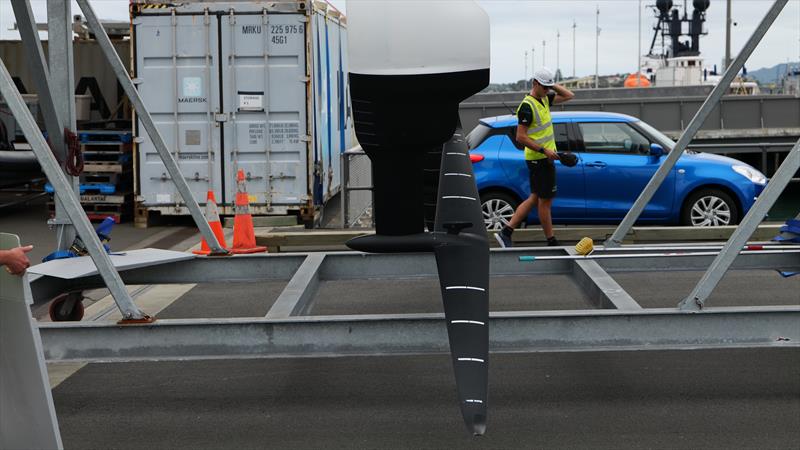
[131,0,352,222]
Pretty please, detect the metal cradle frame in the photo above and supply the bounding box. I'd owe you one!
[0,0,799,447]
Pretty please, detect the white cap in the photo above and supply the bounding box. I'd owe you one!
[533,67,555,87]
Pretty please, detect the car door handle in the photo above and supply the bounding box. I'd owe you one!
[585,161,607,168]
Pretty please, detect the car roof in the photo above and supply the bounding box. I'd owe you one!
[479,111,639,129]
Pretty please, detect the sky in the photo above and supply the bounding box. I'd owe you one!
[1,0,798,83]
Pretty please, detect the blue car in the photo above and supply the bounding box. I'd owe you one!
[467,112,767,230]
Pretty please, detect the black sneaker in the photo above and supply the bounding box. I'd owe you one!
[495,232,513,248]
[546,237,560,247]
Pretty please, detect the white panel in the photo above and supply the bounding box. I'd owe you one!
[346,0,490,75]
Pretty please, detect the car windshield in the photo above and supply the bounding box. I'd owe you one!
[466,124,491,150]
[634,120,676,151]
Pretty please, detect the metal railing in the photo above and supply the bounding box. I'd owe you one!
[340,145,373,228]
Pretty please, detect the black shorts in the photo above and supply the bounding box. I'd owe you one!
[526,159,557,199]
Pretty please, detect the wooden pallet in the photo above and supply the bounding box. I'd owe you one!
[79,192,133,205]
[83,161,132,174]
[80,142,133,154]
[82,148,133,163]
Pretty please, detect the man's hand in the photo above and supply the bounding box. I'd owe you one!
[543,148,559,161]
[551,84,575,105]
[1,245,33,276]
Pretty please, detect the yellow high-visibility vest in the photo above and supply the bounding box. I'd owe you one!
[516,94,556,161]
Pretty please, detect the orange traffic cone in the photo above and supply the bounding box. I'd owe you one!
[193,190,229,255]
[230,170,267,254]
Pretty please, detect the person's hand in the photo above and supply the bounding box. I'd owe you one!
[3,245,33,276]
[544,148,559,161]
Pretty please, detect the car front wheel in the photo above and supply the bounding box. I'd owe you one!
[681,189,740,227]
[480,192,519,231]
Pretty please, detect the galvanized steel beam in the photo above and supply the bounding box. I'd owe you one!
[10,0,65,158]
[566,247,642,310]
[46,0,79,249]
[38,307,800,362]
[74,0,226,254]
[680,138,800,310]
[606,0,789,248]
[266,253,325,318]
[27,250,800,308]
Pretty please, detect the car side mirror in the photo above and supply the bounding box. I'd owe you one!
[649,143,664,157]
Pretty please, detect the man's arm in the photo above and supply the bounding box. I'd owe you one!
[516,125,558,160]
[0,245,33,276]
[551,84,575,105]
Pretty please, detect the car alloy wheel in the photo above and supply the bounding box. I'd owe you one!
[689,195,732,226]
[482,197,516,231]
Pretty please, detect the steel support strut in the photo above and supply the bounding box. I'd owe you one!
[0,59,148,321]
[679,138,800,310]
[74,0,226,254]
[9,0,65,158]
[46,0,80,249]
[605,0,789,247]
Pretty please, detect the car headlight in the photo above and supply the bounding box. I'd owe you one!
[732,165,767,185]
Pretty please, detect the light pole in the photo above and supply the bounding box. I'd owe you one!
[524,50,528,88]
[638,0,642,86]
[572,20,577,78]
[595,5,600,89]
[542,40,546,67]
[556,29,561,81]
[725,0,732,69]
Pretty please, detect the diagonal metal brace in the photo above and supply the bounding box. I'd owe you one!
[605,0,789,248]
[75,0,227,255]
[0,58,148,321]
[679,138,800,310]
[9,0,65,160]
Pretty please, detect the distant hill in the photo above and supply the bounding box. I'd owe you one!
[746,62,800,85]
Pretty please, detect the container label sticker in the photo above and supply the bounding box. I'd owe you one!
[248,123,265,145]
[178,153,210,160]
[182,77,203,97]
[238,92,264,111]
[156,194,171,203]
[270,122,300,145]
[185,130,201,146]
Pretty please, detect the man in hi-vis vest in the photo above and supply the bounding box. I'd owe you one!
[496,67,574,248]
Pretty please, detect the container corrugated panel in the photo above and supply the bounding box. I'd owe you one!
[310,8,353,205]
[133,1,351,218]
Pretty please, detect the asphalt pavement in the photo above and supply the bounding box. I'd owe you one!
[3,192,799,449]
[53,349,799,449]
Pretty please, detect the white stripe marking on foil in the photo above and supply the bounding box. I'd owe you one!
[445,286,485,292]
[458,358,485,363]
[442,196,476,201]
[451,320,485,326]
[444,173,472,177]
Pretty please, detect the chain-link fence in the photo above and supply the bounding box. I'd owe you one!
[340,145,373,228]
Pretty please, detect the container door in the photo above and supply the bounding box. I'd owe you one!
[135,12,222,207]
[221,11,308,211]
